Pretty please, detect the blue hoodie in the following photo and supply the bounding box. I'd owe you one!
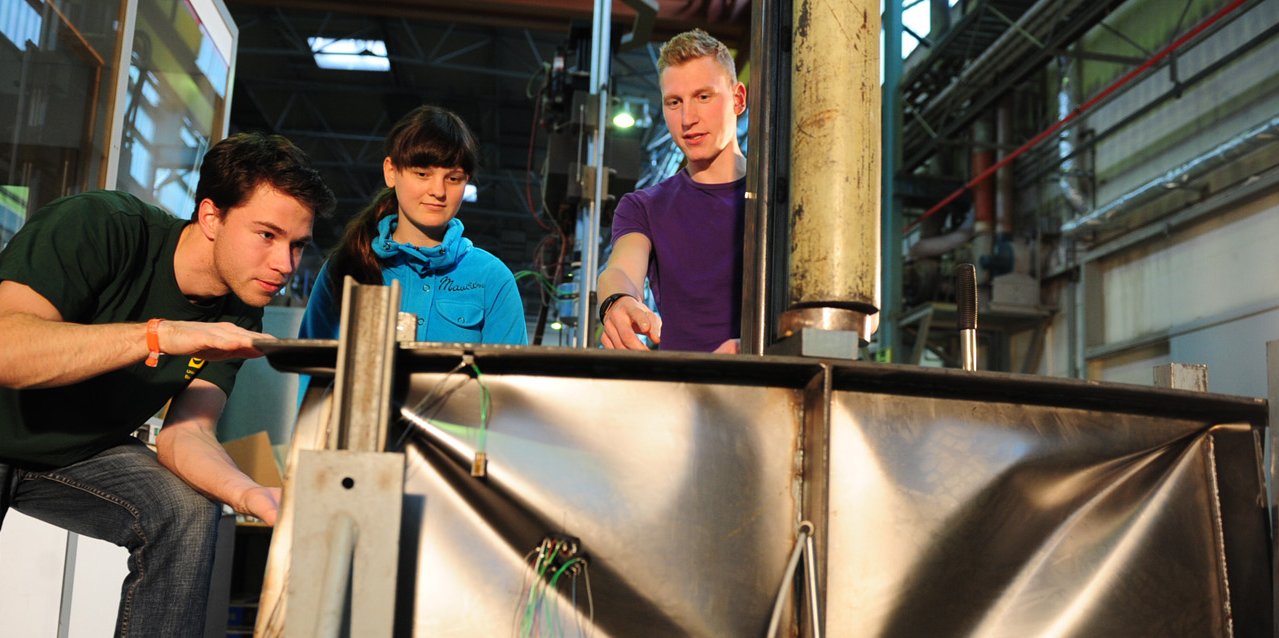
[299,215,528,345]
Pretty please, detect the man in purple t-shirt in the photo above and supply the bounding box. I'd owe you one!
[597,29,746,353]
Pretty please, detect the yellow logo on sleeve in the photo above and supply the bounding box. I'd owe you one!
[184,357,206,380]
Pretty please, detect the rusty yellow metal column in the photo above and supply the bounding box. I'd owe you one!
[779,0,881,353]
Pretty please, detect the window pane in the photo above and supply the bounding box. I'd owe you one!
[0,0,124,247]
[117,0,233,219]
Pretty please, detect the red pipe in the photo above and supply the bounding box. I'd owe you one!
[903,0,1249,235]
[972,149,995,224]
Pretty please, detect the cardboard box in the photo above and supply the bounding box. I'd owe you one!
[221,431,284,488]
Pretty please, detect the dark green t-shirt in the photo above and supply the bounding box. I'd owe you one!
[0,190,262,469]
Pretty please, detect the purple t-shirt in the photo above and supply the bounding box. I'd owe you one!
[610,170,745,352]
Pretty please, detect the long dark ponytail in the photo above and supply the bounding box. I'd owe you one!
[325,105,480,297]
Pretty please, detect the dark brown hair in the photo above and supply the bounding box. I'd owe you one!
[192,132,335,219]
[326,105,480,295]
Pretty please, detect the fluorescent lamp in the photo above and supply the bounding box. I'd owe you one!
[308,37,390,72]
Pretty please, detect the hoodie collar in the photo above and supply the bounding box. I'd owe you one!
[372,215,472,275]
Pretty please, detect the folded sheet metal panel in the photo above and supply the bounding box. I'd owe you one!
[258,344,1270,636]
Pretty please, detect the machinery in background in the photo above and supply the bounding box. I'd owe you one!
[530,23,647,344]
[887,0,1279,382]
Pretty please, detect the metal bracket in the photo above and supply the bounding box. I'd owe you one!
[1153,362,1208,392]
[767,327,861,360]
[329,276,402,451]
[285,450,404,638]
[262,278,406,637]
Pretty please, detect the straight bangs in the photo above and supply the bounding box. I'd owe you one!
[385,109,478,175]
[402,140,472,174]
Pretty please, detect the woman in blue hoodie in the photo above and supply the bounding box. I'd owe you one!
[299,105,528,345]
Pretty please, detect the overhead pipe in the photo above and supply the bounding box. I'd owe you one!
[1018,16,1278,188]
[1061,114,1279,237]
[904,0,1253,236]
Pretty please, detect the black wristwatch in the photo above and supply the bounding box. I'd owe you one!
[598,293,637,323]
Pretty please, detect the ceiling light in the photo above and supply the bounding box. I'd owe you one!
[308,37,390,72]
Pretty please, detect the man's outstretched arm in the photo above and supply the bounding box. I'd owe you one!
[0,280,269,389]
[157,379,280,526]
[597,233,662,350]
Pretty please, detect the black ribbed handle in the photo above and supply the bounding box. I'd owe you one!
[957,263,978,331]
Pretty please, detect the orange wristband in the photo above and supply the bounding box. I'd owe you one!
[145,318,163,367]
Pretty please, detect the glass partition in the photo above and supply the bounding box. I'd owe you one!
[117,0,234,219]
[0,0,236,246]
[0,0,124,247]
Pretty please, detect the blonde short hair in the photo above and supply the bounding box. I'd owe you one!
[657,29,736,84]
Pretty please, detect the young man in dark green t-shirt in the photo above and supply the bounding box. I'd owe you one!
[0,132,334,637]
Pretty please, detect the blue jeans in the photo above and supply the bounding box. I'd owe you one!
[0,439,221,637]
